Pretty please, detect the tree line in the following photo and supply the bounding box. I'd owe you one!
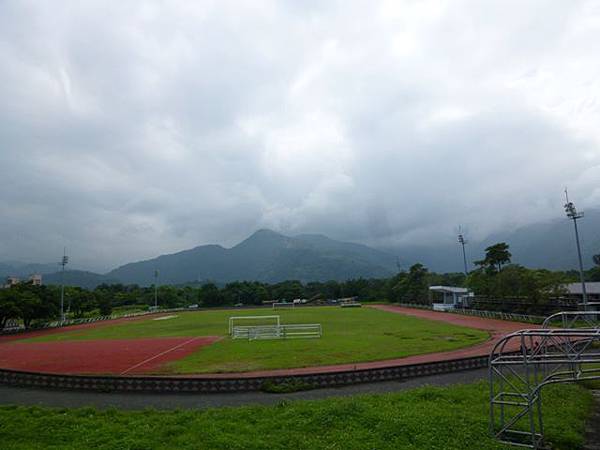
[1,244,599,329]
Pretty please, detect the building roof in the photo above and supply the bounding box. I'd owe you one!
[565,282,600,295]
[429,286,470,294]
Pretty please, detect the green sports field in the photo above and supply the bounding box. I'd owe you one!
[19,306,489,374]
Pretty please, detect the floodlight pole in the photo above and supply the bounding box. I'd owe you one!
[60,248,69,323]
[564,189,588,310]
[458,232,468,276]
[154,269,159,309]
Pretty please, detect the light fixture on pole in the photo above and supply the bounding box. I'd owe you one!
[154,269,159,309]
[458,227,468,276]
[60,248,69,322]
[564,189,588,310]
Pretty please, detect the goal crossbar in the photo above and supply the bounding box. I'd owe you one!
[272,302,295,310]
[228,315,280,335]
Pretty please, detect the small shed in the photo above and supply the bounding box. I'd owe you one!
[429,286,472,311]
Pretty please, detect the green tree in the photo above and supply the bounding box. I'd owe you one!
[17,291,43,328]
[474,242,512,273]
[68,288,96,318]
[0,289,21,328]
[392,264,429,304]
[95,292,113,316]
[199,283,223,307]
[589,254,600,282]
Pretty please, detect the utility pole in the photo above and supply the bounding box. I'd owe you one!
[154,269,159,309]
[60,248,69,322]
[564,189,588,310]
[458,228,468,276]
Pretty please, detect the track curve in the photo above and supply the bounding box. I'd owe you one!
[0,305,532,393]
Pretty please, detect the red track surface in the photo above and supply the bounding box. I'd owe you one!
[0,306,535,377]
[0,336,220,375]
[0,313,174,344]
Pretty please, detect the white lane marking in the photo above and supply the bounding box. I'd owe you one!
[120,337,201,375]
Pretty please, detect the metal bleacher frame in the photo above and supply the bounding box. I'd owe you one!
[489,310,600,448]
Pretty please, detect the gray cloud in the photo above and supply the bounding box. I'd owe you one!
[1,0,599,271]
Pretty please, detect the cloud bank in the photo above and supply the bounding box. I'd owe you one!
[1,0,599,271]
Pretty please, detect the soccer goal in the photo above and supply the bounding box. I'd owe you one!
[272,302,295,310]
[233,323,322,341]
[228,315,280,335]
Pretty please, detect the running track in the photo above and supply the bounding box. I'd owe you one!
[0,305,534,377]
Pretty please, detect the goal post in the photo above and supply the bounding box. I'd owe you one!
[272,302,295,310]
[228,315,280,335]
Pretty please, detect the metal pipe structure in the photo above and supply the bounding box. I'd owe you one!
[489,315,600,449]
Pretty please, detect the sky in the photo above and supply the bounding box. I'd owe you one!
[1,0,600,272]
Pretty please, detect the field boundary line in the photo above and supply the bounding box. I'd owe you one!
[120,337,202,375]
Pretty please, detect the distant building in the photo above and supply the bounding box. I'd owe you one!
[4,276,20,288]
[564,282,600,305]
[429,286,473,311]
[3,274,42,288]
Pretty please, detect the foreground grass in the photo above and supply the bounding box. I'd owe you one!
[0,381,593,450]
[17,307,488,374]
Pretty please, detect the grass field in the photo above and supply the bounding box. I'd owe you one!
[17,307,488,374]
[0,381,593,450]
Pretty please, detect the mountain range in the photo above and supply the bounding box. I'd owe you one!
[105,229,398,286]
[1,209,599,288]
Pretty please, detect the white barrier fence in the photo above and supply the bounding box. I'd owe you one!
[232,324,322,341]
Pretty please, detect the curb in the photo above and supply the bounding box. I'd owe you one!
[0,355,488,393]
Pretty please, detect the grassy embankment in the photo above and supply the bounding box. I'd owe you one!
[0,381,594,450]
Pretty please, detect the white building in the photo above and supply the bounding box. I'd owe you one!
[429,286,472,311]
[29,274,42,286]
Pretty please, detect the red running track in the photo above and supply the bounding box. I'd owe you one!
[0,306,535,378]
[0,313,176,344]
[0,336,220,375]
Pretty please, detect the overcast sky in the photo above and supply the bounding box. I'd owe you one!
[1,0,599,272]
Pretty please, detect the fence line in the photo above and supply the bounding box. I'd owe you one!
[395,303,546,324]
[0,307,191,336]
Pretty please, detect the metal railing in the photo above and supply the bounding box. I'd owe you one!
[541,310,600,329]
[232,324,322,341]
[489,313,600,448]
[395,303,546,324]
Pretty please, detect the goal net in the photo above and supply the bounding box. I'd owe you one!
[272,302,295,310]
[228,315,280,335]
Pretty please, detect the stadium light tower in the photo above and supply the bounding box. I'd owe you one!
[564,189,588,310]
[60,248,69,322]
[458,228,468,276]
[154,269,159,309]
